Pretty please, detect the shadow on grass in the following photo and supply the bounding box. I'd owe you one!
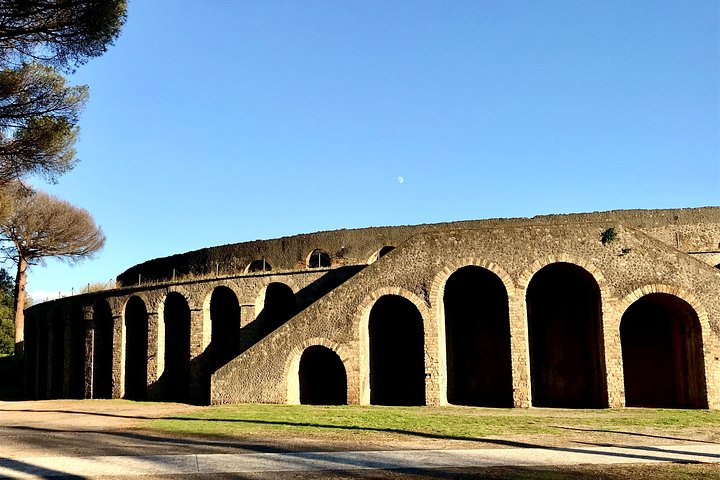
[554,426,719,445]
[1,409,719,466]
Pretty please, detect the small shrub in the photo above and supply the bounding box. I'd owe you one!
[601,227,617,245]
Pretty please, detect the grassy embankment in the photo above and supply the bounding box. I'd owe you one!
[145,404,720,442]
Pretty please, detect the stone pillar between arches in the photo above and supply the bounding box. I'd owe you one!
[189,307,209,404]
[603,304,626,408]
[509,294,530,408]
[146,312,161,400]
[111,311,124,399]
[83,306,94,399]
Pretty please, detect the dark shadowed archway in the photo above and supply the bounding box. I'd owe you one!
[124,296,148,400]
[36,318,48,399]
[444,266,512,407]
[526,262,606,408]
[24,315,39,398]
[162,292,191,402]
[68,306,86,399]
[299,345,347,405]
[621,293,707,408]
[260,282,296,333]
[92,300,114,399]
[49,310,65,398]
[210,286,241,369]
[369,295,425,406]
[308,249,331,268]
[247,259,271,273]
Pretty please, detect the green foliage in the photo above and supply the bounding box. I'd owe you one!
[0,63,87,183]
[0,1,128,71]
[147,404,720,441]
[0,1,126,184]
[0,268,14,356]
[601,227,617,245]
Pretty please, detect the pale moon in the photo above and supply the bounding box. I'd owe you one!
[397,176,404,184]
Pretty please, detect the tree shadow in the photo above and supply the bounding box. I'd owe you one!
[0,456,84,479]
[1,408,718,465]
[553,426,719,445]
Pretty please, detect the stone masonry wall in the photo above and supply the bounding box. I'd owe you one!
[212,222,720,408]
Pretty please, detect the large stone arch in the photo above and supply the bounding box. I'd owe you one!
[616,285,710,408]
[430,258,517,406]
[609,284,716,407]
[444,266,513,407]
[202,285,241,369]
[92,299,114,399]
[158,291,191,402]
[523,259,607,408]
[123,295,148,400]
[286,338,350,405]
[357,287,431,406]
[357,288,428,406]
[253,281,298,334]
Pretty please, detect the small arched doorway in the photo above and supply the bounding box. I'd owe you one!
[369,295,425,406]
[247,259,272,273]
[308,249,331,268]
[526,262,606,408]
[299,345,347,405]
[621,293,707,408]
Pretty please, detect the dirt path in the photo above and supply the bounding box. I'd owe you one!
[0,400,718,456]
[0,401,718,478]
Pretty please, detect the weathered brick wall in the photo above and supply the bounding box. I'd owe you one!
[116,207,720,285]
[211,222,720,408]
[23,207,720,409]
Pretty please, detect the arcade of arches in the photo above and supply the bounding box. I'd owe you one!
[23,263,711,409]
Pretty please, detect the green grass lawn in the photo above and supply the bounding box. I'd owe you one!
[144,404,720,442]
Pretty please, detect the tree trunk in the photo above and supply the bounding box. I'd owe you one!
[13,256,27,357]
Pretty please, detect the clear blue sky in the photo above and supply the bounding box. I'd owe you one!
[17,0,720,302]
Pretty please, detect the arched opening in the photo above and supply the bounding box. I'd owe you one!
[258,282,296,333]
[247,259,272,273]
[444,266,512,407]
[68,306,86,399]
[124,296,148,400]
[36,318,49,399]
[24,315,39,398]
[49,310,65,398]
[92,300,114,399]
[526,262,605,408]
[210,286,240,369]
[369,295,425,406]
[308,249,331,268]
[299,345,347,405]
[162,292,191,402]
[368,246,396,264]
[621,293,707,408]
